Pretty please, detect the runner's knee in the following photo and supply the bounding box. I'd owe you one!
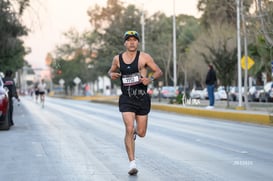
[137,129,146,137]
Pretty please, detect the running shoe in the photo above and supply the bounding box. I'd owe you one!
[128,160,138,175]
[128,168,138,175]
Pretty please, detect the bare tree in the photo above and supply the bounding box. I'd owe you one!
[256,0,273,46]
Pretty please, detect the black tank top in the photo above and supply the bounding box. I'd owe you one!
[119,51,147,96]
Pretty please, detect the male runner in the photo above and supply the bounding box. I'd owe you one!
[108,30,162,175]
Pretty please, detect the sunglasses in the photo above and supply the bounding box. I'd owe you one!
[124,31,139,37]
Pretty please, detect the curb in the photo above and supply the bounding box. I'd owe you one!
[151,104,273,126]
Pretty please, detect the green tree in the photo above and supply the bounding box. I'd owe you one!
[0,0,29,72]
[248,36,273,83]
[51,29,97,93]
[256,0,273,47]
[144,13,200,87]
[248,0,273,82]
[175,15,200,88]
[87,0,142,82]
[145,12,173,86]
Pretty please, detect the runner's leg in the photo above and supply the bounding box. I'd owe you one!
[135,115,148,138]
[122,112,136,161]
[41,94,45,107]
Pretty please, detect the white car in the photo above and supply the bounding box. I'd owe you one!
[201,88,208,100]
[259,82,273,102]
[215,86,227,100]
[202,87,221,100]
[190,87,204,99]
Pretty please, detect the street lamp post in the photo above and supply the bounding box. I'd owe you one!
[141,3,145,51]
[173,0,177,88]
[236,0,243,108]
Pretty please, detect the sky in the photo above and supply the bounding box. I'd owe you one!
[22,0,200,69]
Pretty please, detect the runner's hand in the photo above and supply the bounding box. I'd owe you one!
[141,77,151,86]
[110,72,121,80]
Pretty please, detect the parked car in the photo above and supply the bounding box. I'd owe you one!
[190,87,204,99]
[147,87,159,98]
[201,88,209,100]
[160,86,178,99]
[147,87,153,96]
[228,86,248,101]
[0,78,10,130]
[202,87,220,100]
[215,86,227,100]
[248,85,263,102]
[228,86,238,101]
[259,81,273,102]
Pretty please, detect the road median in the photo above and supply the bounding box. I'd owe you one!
[57,95,273,126]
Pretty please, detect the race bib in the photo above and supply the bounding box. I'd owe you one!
[122,73,141,86]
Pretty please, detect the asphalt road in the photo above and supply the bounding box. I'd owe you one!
[0,96,273,181]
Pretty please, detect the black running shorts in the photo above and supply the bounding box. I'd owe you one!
[119,94,151,115]
[39,91,45,95]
